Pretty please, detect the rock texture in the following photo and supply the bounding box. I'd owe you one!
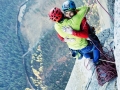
[114,0,120,90]
[66,0,118,90]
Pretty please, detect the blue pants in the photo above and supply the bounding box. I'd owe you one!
[79,41,100,64]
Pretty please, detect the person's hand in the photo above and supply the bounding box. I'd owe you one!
[62,26,73,34]
[64,37,75,42]
[87,38,91,41]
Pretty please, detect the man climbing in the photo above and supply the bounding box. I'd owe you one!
[60,0,101,63]
[62,0,100,44]
[60,1,117,86]
[48,5,100,65]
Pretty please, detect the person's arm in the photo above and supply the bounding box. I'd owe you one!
[76,6,90,16]
[69,6,90,30]
[57,33,64,42]
[57,33,75,42]
[72,17,89,38]
[55,23,75,42]
[63,17,89,38]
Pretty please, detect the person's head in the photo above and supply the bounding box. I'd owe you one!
[48,7,63,22]
[62,0,76,18]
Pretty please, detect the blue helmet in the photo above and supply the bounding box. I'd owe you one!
[62,0,76,11]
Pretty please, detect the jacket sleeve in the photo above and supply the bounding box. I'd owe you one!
[72,17,89,38]
[57,33,64,42]
[70,6,90,30]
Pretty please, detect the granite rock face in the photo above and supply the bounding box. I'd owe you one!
[114,0,120,90]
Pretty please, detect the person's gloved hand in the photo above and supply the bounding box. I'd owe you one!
[87,38,91,41]
[62,26,73,34]
[64,37,75,42]
[71,50,83,60]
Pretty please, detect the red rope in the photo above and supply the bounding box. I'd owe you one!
[84,58,94,70]
[96,0,114,22]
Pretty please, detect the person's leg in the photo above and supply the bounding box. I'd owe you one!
[83,52,93,59]
[80,44,94,59]
[80,42,100,65]
[90,42,100,65]
[92,47,100,64]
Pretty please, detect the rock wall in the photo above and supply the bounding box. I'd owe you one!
[114,0,120,90]
[65,0,118,90]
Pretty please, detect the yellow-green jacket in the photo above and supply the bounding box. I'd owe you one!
[55,6,90,50]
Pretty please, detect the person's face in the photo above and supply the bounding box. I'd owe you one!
[64,11,75,19]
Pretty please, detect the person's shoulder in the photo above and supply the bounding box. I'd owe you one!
[55,22,61,25]
[56,19,68,24]
[76,5,88,10]
[76,6,90,14]
[54,22,63,28]
[54,23,59,27]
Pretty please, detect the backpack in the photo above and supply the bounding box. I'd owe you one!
[88,26,100,43]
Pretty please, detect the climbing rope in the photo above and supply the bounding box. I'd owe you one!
[83,0,117,86]
[96,0,114,22]
[89,37,117,86]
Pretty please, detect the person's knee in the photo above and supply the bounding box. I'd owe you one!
[84,53,92,58]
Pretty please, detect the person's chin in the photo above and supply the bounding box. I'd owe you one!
[66,16,72,19]
[69,16,73,19]
[67,17,71,19]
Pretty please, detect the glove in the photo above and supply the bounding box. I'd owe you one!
[75,53,83,60]
[87,38,91,41]
[72,51,83,60]
[64,37,75,42]
[62,26,73,34]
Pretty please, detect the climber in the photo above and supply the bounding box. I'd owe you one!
[62,0,100,44]
[61,0,101,63]
[48,6,100,65]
